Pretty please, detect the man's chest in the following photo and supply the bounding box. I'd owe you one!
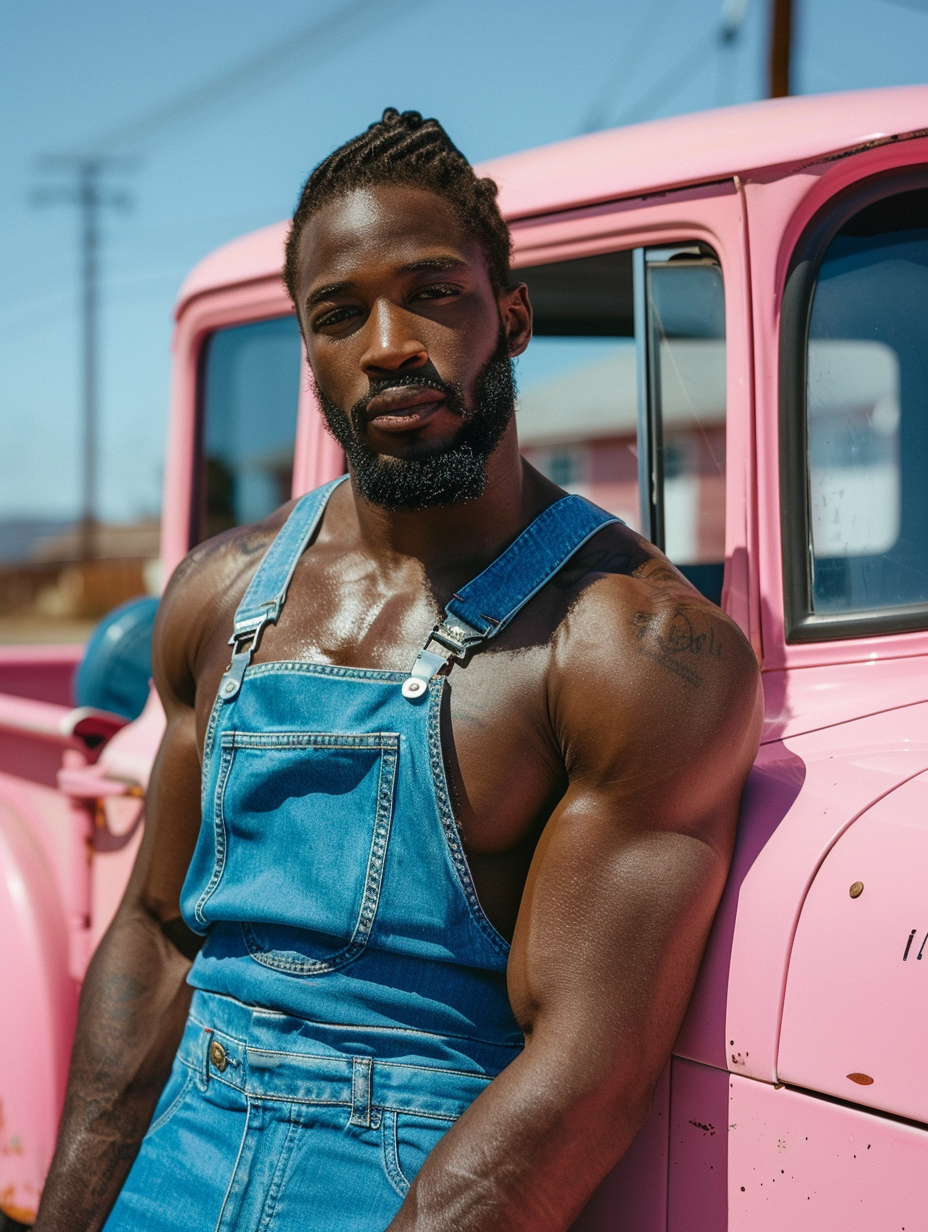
[197,552,568,862]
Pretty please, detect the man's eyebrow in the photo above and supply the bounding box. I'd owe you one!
[306,280,354,307]
[305,257,468,308]
[401,256,469,274]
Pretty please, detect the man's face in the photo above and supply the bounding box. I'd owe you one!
[295,185,530,510]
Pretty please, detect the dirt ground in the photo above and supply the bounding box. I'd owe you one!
[0,616,96,644]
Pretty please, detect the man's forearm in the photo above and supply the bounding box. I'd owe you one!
[387,1038,653,1232]
[33,905,194,1232]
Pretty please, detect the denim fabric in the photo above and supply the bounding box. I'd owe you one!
[104,990,486,1232]
[107,481,617,1229]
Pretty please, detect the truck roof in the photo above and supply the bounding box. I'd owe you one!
[176,85,928,316]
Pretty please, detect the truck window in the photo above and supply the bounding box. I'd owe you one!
[516,253,640,529]
[195,315,302,544]
[805,187,928,620]
[636,246,727,604]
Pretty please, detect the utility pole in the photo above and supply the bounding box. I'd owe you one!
[769,0,793,97]
[33,157,133,559]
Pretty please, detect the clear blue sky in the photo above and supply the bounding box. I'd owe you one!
[1,0,927,522]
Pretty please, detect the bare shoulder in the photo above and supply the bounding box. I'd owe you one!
[152,502,297,709]
[547,525,763,827]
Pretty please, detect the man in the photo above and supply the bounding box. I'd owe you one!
[35,109,762,1232]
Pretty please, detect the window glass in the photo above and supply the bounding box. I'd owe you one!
[807,188,928,614]
[642,248,727,602]
[197,316,302,543]
[516,253,640,529]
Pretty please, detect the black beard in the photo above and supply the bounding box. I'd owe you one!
[316,338,516,512]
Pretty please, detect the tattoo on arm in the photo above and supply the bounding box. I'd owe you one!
[633,607,725,689]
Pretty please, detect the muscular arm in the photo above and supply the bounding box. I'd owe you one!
[34,564,213,1232]
[389,567,763,1231]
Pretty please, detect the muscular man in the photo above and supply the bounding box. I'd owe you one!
[35,109,762,1232]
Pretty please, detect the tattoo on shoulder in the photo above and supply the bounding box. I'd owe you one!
[632,559,687,591]
[632,607,725,689]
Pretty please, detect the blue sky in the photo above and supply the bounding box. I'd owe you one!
[1,0,927,522]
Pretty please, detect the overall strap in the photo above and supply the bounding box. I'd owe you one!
[219,475,348,701]
[402,495,621,700]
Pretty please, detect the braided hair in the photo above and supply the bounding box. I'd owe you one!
[283,108,512,305]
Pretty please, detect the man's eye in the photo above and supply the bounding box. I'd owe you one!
[315,306,360,329]
[412,284,461,301]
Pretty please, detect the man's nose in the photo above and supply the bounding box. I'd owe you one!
[360,299,429,374]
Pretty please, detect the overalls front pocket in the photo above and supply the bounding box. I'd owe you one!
[207,731,399,974]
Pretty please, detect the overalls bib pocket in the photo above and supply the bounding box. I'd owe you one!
[213,731,399,974]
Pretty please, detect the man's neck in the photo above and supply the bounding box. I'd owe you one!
[339,432,550,596]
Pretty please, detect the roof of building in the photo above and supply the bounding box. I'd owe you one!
[176,86,928,315]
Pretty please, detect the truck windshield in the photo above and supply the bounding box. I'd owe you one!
[196,316,302,543]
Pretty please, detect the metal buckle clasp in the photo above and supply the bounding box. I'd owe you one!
[401,617,484,701]
[219,620,267,701]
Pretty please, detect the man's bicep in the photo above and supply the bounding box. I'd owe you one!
[508,786,730,1089]
[508,602,761,1084]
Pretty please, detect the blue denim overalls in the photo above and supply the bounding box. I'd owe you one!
[105,478,617,1232]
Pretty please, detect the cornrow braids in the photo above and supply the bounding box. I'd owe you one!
[283,108,512,305]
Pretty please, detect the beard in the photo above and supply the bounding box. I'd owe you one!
[315,332,516,512]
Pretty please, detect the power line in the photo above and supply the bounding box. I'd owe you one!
[579,0,751,135]
[578,0,677,134]
[612,29,718,128]
[82,0,431,156]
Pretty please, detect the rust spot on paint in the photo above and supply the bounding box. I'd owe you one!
[847,1073,874,1085]
[688,1119,716,1136]
[0,1183,38,1224]
[849,881,864,898]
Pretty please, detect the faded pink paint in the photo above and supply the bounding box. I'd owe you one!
[727,702,928,1085]
[0,784,78,1223]
[762,654,928,745]
[729,1074,928,1230]
[778,769,928,1124]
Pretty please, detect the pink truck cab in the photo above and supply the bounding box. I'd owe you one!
[3,85,928,1229]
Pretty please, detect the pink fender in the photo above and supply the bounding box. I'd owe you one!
[0,796,77,1223]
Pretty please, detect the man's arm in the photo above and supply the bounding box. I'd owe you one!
[389,572,763,1231]
[34,562,212,1232]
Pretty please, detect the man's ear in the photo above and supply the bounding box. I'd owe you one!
[499,282,533,358]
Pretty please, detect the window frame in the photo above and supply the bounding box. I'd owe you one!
[633,243,726,552]
[190,312,302,549]
[781,165,928,643]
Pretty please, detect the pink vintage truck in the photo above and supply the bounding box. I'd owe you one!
[3,84,928,1230]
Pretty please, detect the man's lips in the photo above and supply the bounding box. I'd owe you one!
[364,386,449,432]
